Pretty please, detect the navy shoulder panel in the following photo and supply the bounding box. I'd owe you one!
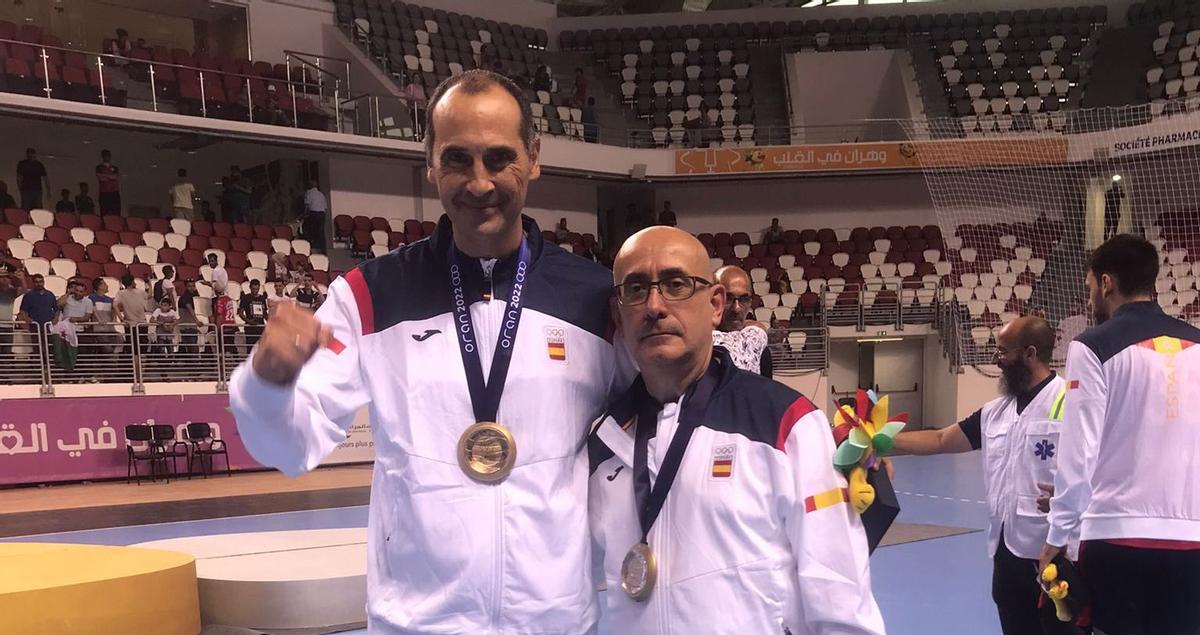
[354,237,451,333]
[1075,302,1200,363]
[704,366,808,449]
[525,244,613,340]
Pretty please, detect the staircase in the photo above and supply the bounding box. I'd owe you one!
[748,45,790,146]
[543,50,635,145]
[907,35,953,124]
[1080,25,1157,108]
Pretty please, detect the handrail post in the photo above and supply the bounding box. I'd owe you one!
[335,81,343,134]
[132,323,143,394]
[149,64,159,111]
[199,70,207,117]
[40,47,52,98]
[246,77,254,123]
[38,322,53,396]
[290,82,299,128]
[96,55,108,105]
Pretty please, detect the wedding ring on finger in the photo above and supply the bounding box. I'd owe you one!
[294,333,302,349]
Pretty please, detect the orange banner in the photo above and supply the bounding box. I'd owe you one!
[674,138,1069,175]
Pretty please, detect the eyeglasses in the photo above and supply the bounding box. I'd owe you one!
[614,275,712,306]
[728,294,754,306]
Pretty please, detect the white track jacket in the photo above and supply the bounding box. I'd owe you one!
[231,216,618,634]
[588,352,885,634]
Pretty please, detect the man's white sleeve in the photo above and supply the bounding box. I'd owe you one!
[1047,340,1107,547]
[229,278,369,477]
[783,406,886,635]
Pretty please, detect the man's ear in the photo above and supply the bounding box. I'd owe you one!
[1100,272,1116,297]
[709,283,726,328]
[528,136,542,181]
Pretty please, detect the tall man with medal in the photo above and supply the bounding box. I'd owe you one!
[230,70,622,633]
[588,227,885,634]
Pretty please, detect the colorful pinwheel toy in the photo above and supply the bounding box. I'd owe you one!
[832,389,908,514]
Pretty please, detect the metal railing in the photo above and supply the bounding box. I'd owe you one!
[767,326,828,374]
[0,37,340,132]
[626,119,912,149]
[0,320,50,389]
[342,93,422,141]
[819,281,940,331]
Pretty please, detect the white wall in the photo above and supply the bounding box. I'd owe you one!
[922,334,959,429]
[788,50,913,141]
[956,367,1002,422]
[655,172,935,236]
[246,0,335,63]
[776,371,831,412]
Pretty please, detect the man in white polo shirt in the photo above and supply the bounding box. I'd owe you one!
[302,178,328,254]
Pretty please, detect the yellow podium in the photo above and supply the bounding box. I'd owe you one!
[0,543,200,635]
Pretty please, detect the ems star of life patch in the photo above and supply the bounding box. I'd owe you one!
[544,326,567,362]
[710,444,735,479]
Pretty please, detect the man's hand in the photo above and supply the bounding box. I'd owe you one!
[870,457,895,480]
[251,302,331,385]
[1038,543,1065,574]
[1037,482,1054,513]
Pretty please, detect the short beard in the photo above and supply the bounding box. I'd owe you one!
[999,360,1032,396]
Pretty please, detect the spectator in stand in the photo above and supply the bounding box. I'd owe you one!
[713,265,772,377]
[228,166,252,224]
[763,217,785,244]
[238,279,269,348]
[54,189,75,214]
[0,181,16,209]
[302,178,328,254]
[74,182,95,214]
[658,200,677,227]
[113,273,148,354]
[267,252,292,284]
[555,217,571,243]
[152,265,177,306]
[268,280,289,310]
[177,279,199,358]
[219,177,233,222]
[404,74,427,133]
[199,200,216,223]
[17,148,49,210]
[262,84,290,126]
[211,287,237,356]
[201,253,229,294]
[0,269,26,358]
[108,28,133,65]
[571,67,587,108]
[533,63,551,92]
[54,281,93,370]
[88,278,119,355]
[169,169,196,220]
[17,273,57,334]
[96,149,121,216]
[149,296,179,355]
[581,96,598,144]
[291,273,322,310]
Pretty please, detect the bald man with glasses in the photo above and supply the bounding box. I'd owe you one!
[712,265,772,377]
[588,226,883,634]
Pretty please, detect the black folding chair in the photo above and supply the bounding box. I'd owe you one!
[151,424,190,481]
[125,424,165,485]
[185,422,230,478]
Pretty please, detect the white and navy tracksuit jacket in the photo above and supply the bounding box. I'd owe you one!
[1048,301,1200,547]
[588,351,885,634]
[231,215,619,634]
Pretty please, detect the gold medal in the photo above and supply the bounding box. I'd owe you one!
[458,422,516,482]
[620,542,657,602]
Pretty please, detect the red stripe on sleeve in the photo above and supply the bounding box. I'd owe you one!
[344,268,375,336]
[776,396,818,452]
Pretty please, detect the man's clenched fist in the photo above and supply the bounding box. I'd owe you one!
[251,302,332,385]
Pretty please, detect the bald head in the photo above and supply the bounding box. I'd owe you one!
[714,265,752,331]
[994,315,1056,395]
[612,226,725,401]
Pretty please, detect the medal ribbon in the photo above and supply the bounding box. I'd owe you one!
[632,357,720,543]
[448,239,531,423]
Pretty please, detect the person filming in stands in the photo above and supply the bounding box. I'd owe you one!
[1041,234,1200,635]
[229,69,627,633]
[891,316,1082,635]
[589,226,882,633]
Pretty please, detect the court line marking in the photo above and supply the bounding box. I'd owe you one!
[896,490,986,505]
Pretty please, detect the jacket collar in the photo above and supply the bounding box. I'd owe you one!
[428,213,546,269]
[1112,300,1162,320]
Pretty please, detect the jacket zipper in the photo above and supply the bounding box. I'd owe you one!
[482,260,503,632]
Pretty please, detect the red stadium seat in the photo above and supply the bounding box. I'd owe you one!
[799,229,818,243]
[226,267,245,283]
[44,226,71,245]
[180,249,205,267]
[86,243,111,263]
[731,232,751,246]
[209,236,232,252]
[125,217,148,233]
[542,230,556,243]
[79,214,102,231]
[371,217,391,232]
[288,253,310,270]
[148,218,171,234]
[403,219,422,235]
[0,224,17,243]
[176,265,200,282]
[231,237,252,253]
[351,230,371,255]
[251,238,272,253]
[226,252,249,269]
[273,225,293,240]
[33,240,60,259]
[420,221,436,236]
[334,215,355,242]
[783,230,801,244]
[191,220,213,237]
[4,208,30,226]
[102,215,124,233]
[76,260,102,280]
[233,223,254,239]
[158,247,181,265]
[213,222,233,238]
[714,233,732,247]
[311,270,331,286]
[118,231,142,246]
[252,225,273,240]
[352,216,372,232]
[94,230,118,246]
[749,244,767,258]
[186,235,209,251]
[102,262,127,279]
[54,212,79,229]
[60,242,85,262]
[388,231,406,249]
[128,262,151,279]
